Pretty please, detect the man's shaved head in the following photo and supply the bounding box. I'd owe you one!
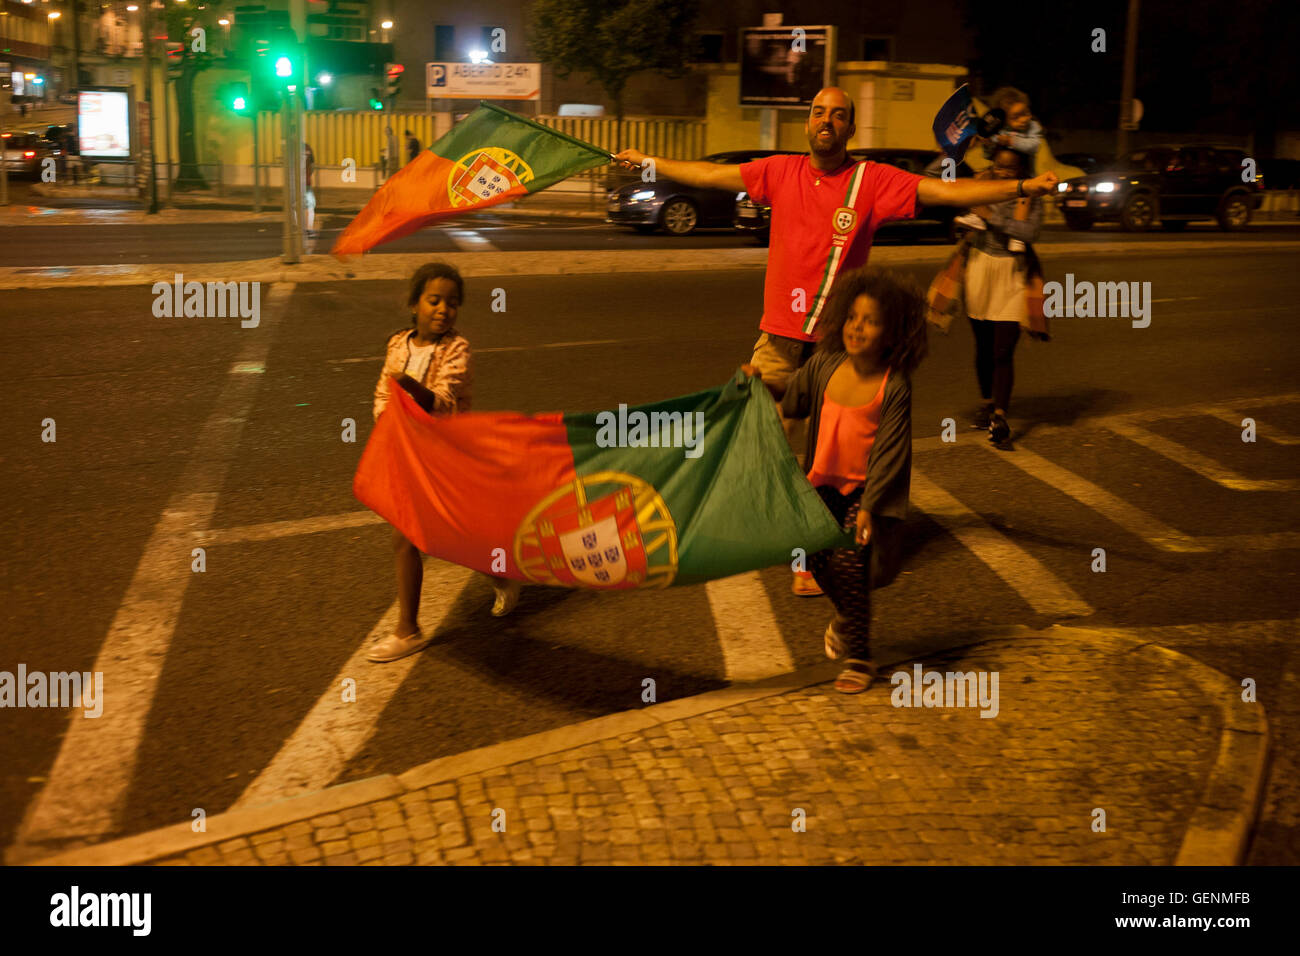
[810,87,855,126]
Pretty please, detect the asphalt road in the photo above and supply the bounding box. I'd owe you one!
[1,192,1298,265]
[1,246,1298,863]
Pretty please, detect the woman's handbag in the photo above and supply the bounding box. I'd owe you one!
[925,235,972,334]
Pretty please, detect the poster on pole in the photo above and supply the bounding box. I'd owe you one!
[739,26,834,109]
[79,89,133,160]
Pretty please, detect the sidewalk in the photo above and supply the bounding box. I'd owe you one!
[20,624,1267,866]
[19,182,608,220]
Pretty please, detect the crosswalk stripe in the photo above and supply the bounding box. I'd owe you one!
[1203,409,1300,446]
[909,471,1093,617]
[198,510,384,545]
[445,229,499,252]
[14,284,293,850]
[706,572,796,682]
[235,560,475,809]
[971,440,1209,552]
[1103,420,1300,492]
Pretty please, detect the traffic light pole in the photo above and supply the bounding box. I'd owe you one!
[252,111,261,213]
[281,90,303,264]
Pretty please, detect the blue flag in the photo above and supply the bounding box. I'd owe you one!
[933,84,977,161]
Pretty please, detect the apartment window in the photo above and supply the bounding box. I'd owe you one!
[434,24,455,61]
[861,36,893,61]
[694,31,723,63]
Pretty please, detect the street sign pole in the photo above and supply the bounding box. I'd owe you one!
[1117,0,1140,159]
[141,5,159,214]
[1,108,9,206]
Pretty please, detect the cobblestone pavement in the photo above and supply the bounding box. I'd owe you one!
[143,634,1249,866]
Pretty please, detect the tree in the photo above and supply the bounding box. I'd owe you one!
[528,0,700,121]
[158,5,221,190]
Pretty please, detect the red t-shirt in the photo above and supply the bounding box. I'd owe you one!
[740,154,923,342]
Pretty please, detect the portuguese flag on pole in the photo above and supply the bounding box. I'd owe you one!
[332,102,611,256]
[354,371,852,589]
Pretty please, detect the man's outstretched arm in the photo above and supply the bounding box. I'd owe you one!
[611,148,747,193]
[917,170,1059,207]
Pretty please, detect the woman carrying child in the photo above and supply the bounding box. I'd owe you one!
[745,267,927,694]
[366,262,521,664]
[962,146,1045,446]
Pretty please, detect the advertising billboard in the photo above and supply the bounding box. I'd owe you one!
[78,89,132,160]
[426,63,541,100]
[739,26,834,109]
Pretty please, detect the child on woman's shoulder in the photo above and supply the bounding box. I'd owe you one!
[366,262,521,664]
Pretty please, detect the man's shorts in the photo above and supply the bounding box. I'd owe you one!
[749,331,816,395]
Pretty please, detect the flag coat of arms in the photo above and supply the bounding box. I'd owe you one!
[354,371,853,589]
[333,102,610,256]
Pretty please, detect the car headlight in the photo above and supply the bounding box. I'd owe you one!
[1056,182,1069,193]
[1094,181,1117,193]
[630,189,656,201]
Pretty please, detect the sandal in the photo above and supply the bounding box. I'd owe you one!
[834,659,876,695]
[366,628,432,663]
[793,571,824,597]
[491,579,522,617]
[824,620,849,661]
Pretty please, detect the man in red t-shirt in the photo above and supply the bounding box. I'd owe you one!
[614,87,1058,591]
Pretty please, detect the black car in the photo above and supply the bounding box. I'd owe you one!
[734,148,973,244]
[1057,145,1264,231]
[1054,151,1114,175]
[605,149,800,236]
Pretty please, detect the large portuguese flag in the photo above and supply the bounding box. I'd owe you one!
[354,371,853,589]
[332,102,611,256]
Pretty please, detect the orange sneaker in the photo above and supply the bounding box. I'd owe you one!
[792,571,823,597]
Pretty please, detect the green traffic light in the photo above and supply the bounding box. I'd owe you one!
[232,95,247,111]
[275,56,293,78]
[369,98,384,110]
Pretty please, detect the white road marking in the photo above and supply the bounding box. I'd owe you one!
[1103,420,1300,491]
[909,471,1093,617]
[15,284,294,850]
[328,339,629,364]
[1203,409,1300,446]
[445,229,499,252]
[706,572,796,682]
[197,510,384,545]
[235,560,475,808]
[971,440,1208,552]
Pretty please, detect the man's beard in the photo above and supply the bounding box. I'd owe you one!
[809,128,841,156]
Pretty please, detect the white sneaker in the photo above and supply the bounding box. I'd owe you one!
[367,628,432,663]
[955,212,986,231]
[491,579,522,617]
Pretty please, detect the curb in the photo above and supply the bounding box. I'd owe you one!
[16,624,1267,867]
[2,240,1299,291]
[1055,627,1270,866]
